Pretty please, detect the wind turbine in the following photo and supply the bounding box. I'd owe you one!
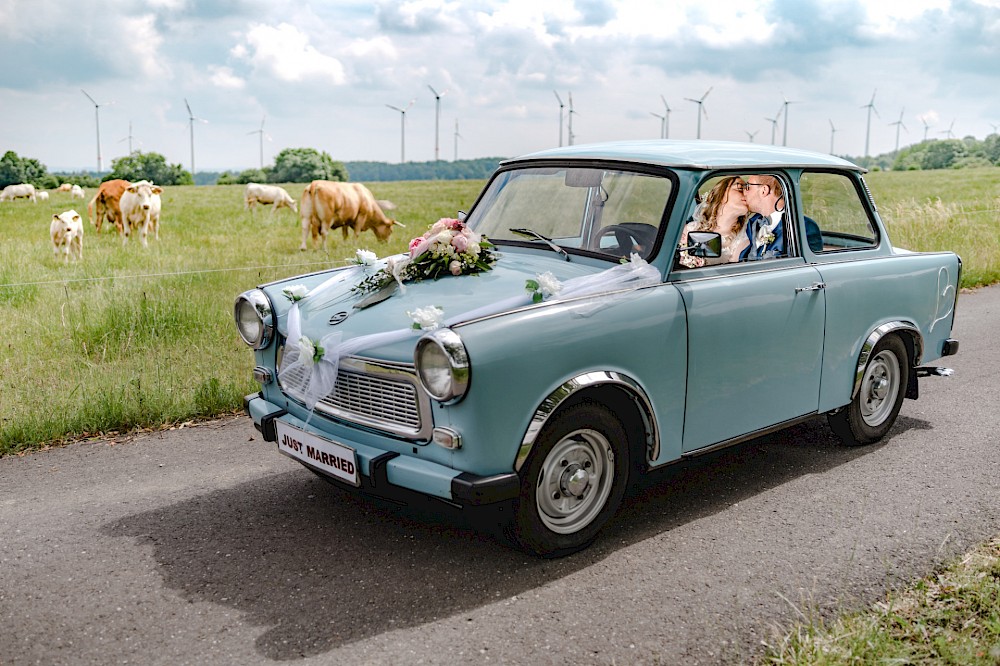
[553,90,565,147]
[939,119,956,139]
[765,105,783,145]
[453,119,462,161]
[829,119,838,154]
[684,87,711,139]
[650,112,666,139]
[660,95,672,139]
[920,116,932,142]
[889,108,907,154]
[184,99,208,178]
[861,89,879,157]
[246,114,271,169]
[427,85,448,161]
[780,95,798,147]
[567,92,578,146]
[118,120,139,155]
[386,99,415,162]
[745,129,759,143]
[81,89,114,173]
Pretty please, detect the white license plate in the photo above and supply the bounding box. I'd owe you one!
[275,421,360,487]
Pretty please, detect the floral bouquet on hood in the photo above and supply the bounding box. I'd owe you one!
[353,218,497,295]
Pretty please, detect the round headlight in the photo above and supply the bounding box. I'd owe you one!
[234,289,273,349]
[415,328,470,403]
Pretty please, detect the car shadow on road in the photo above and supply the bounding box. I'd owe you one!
[102,414,925,661]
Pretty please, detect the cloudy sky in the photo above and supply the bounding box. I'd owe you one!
[1,0,998,173]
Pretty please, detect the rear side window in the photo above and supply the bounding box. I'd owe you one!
[799,172,878,252]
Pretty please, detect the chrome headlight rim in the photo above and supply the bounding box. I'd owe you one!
[234,289,274,350]
[415,328,470,404]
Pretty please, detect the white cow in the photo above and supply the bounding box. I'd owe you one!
[70,185,85,200]
[50,209,84,262]
[118,180,163,247]
[37,191,50,201]
[245,183,297,217]
[0,183,36,203]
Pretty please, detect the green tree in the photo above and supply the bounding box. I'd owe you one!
[920,140,966,170]
[270,148,348,183]
[107,151,193,185]
[0,151,49,189]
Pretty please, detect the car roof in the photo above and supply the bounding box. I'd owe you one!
[504,139,866,173]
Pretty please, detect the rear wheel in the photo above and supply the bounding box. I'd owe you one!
[829,334,909,446]
[511,402,629,557]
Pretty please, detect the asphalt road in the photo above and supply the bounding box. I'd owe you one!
[2,285,998,666]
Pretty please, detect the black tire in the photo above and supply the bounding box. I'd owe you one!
[829,334,909,446]
[511,402,630,557]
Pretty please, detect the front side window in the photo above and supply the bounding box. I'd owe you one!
[465,166,673,260]
[799,172,879,252]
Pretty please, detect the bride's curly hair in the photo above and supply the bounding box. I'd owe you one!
[692,176,747,236]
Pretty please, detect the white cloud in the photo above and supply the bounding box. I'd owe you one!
[120,15,171,79]
[341,35,398,61]
[233,23,346,85]
[209,66,245,89]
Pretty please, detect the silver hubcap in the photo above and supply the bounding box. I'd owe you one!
[860,350,901,427]
[535,429,615,535]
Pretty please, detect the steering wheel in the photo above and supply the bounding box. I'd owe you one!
[591,224,652,256]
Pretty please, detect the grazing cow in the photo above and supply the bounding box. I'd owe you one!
[57,183,73,193]
[299,181,401,251]
[37,191,50,201]
[0,183,37,203]
[50,209,84,262]
[70,185,85,200]
[87,179,130,233]
[245,183,298,217]
[118,180,163,247]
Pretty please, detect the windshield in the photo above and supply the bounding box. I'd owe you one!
[465,166,673,260]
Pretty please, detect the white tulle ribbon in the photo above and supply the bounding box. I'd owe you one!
[278,253,661,414]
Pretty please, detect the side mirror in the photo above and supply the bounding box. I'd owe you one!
[678,231,722,258]
[457,211,467,222]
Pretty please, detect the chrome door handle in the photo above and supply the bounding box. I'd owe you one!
[795,282,826,293]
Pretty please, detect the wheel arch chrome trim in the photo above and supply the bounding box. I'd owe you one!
[516,371,659,472]
[854,321,923,398]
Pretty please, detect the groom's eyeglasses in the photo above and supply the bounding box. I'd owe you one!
[744,182,767,189]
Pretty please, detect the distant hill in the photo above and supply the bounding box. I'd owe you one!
[343,157,508,182]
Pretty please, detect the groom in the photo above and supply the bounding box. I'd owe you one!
[739,175,786,261]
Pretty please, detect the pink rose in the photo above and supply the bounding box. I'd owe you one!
[451,233,469,253]
[449,260,463,275]
[409,235,431,258]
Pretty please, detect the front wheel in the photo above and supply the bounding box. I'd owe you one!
[829,334,909,446]
[511,402,629,557]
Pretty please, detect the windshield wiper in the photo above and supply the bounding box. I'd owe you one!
[509,228,571,261]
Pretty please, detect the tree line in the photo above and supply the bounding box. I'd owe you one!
[6,135,997,191]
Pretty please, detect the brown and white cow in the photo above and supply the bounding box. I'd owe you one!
[118,180,163,247]
[298,181,401,251]
[0,183,37,203]
[50,209,84,262]
[245,183,297,216]
[87,179,130,233]
[56,183,73,193]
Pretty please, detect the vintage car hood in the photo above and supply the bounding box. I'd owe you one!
[264,250,632,363]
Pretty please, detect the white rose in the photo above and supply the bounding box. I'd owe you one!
[356,249,377,266]
[297,336,316,366]
[283,284,309,301]
[536,271,563,299]
[407,305,444,331]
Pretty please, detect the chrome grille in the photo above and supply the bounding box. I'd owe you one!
[279,356,432,440]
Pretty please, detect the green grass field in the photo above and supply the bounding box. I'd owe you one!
[0,170,997,454]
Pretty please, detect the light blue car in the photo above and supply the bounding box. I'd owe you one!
[235,140,960,556]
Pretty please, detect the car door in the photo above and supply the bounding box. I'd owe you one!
[674,261,826,451]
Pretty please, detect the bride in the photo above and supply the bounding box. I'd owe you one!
[678,176,750,267]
